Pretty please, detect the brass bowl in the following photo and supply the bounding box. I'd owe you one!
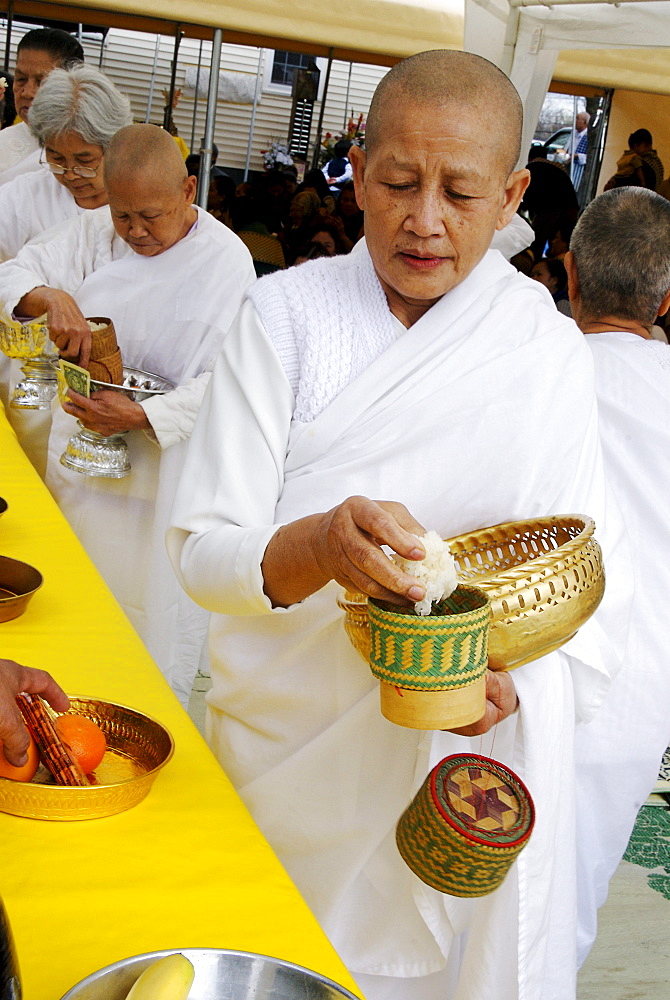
[339,515,604,671]
[0,697,174,820]
[0,554,43,623]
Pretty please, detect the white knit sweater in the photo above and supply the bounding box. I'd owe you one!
[248,246,398,423]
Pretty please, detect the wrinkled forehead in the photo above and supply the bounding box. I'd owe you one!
[369,104,513,180]
[106,171,182,211]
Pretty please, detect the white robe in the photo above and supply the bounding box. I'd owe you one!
[0,167,82,261]
[0,206,256,701]
[0,122,40,187]
[0,171,84,476]
[575,332,670,965]
[168,247,628,999]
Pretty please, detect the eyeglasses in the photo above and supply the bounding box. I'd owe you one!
[39,152,100,178]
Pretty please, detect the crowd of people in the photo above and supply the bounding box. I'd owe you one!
[0,32,669,1000]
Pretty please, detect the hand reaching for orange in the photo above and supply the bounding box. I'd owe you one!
[55,715,107,774]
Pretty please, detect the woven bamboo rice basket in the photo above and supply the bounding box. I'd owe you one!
[86,316,123,385]
[369,586,490,729]
[396,753,535,897]
[339,515,604,671]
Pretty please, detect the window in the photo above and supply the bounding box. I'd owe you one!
[262,49,327,99]
[271,50,315,88]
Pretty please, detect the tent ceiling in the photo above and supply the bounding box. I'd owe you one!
[2,0,463,65]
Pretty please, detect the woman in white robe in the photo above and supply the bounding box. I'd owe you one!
[168,242,629,1000]
[0,66,132,477]
[0,123,256,704]
[0,27,84,188]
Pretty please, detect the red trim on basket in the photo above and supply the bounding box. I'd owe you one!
[428,753,535,849]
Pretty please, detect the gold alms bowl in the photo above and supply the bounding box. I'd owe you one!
[338,515,604,671]
[0,697,174,820]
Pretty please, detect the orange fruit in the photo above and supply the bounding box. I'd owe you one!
[55,714,107,774]
[0,733,40,782]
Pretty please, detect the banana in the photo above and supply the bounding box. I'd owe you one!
[124,953,195,1000]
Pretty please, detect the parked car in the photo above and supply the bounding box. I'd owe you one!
[529,127,572,165]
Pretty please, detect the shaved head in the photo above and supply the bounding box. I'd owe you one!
[104,123,197,257]
[104,123,188,191]
[367,50,523,175]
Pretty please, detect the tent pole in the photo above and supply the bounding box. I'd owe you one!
[312,48,334,168]
[569,96,577,184]
[243,48,264,182]
[197,28,222,209]
[499,7,520,76]
[3,1,14,73]
[190,39,204,155]
[164,24,183,132]
[145,34,162,123]
[343,61,353,129]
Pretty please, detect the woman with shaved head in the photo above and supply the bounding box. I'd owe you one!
[169,51,626,999]
[0,123,256,705]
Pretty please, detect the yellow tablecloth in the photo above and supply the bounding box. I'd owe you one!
[0,411,361,1000]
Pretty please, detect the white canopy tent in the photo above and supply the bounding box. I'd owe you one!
[464,0,670,162]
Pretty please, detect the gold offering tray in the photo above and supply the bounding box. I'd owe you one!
[0,697,174,820]
[340,515,605,670]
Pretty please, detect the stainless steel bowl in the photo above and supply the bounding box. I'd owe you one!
[58,366,175,479]
[60,949,360,999]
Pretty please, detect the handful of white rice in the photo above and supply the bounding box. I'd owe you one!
[392,530,459,616]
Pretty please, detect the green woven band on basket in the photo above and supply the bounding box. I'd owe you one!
[395,754,535,897]
[368,586,491,691]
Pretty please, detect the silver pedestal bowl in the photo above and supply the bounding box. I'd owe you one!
[58,366,175,479]
[0,317,58,410]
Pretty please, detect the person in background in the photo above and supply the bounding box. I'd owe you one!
[297,168,336,214]
[308,217,353,256]
[522,158,579,263]
[232,192,285,277]
[322,139,353,189]
[531,256,572,316]
[0,73,17,130]
[207,172,236,228]
[565,185,670,970]
[0,28,84,187]
[629,129,664,189]
[168,49,627,1000]
[605,130,659,191]
[566,110,590,190]
[334,180,364,245]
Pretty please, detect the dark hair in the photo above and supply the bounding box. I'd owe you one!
[299,168,331,202]
[333,139,352,159]
[1,73,17,129]
[293,240,332,264]
[185,153,200,177]
[209,172,236,206]
[307,217,347,254]
[17,28,84,67]
[629,128,652,148]
[543,257,568,291]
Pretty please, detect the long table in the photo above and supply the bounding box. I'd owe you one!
[0,410,361,999]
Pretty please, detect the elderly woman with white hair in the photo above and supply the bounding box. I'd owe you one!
[0,65,131,477]
[0,65,132,262]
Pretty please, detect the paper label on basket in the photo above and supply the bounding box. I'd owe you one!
[59,359,91,399]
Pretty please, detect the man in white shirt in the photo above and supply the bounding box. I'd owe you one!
[169,51,625,999]
[0,124,255,703]
[565,187,670,967]
[0,27,83,187]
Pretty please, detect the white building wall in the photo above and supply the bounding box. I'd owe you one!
[0,19,388,174]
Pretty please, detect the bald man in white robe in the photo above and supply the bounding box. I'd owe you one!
[0,124,255,703]
[169,52,627,999]
[565,188,670,968]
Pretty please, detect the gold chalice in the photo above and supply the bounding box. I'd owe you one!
[0,316,58,410]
